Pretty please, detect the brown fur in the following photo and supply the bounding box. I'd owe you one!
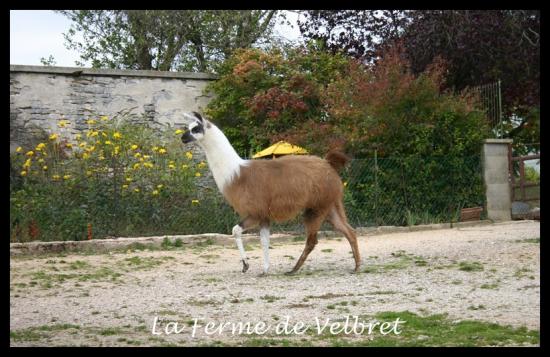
[223,153,361,273]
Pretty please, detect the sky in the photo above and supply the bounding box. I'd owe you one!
[10,10,302,67]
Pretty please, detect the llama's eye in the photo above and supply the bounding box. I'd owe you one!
[191,126,202,134]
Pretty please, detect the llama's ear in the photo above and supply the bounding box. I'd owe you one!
[192,112,204,123]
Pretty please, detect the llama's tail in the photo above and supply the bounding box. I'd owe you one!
[325,150,350,173]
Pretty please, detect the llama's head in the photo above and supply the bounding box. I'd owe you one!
[181,111,210,144]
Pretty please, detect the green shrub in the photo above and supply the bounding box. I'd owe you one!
[10,114,230,242]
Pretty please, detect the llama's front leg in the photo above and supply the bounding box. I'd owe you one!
[259,226,270,275]
[232,224,249,272]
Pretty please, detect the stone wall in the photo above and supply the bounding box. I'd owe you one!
[10,64,218,190]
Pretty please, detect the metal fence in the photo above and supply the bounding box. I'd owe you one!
[10,154,485,242]
[472,80,504,138]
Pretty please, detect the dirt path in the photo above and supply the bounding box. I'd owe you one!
[10,220,540,346]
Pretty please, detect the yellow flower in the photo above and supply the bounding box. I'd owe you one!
[143,162,154,168]
[168,164,176,170]
[139,157,144,162]
[79,142,86,148]
[99,155,105,161]
[158,148,167,155]
[38,158,45,163]
[152,146,158,152]
[152,190,159,196]
[42,165,48,171]
[133,163,140,170]
[343,181,348,187]
[86,145,96,152]
[90,131,99,137]
[157,184,164,189]
[185,151,193,160]
[23,159,32,168]
[191,199,199,205]
[86,171,93,176]
[100,115,109,121]
[122,184,128,189]
[57,120,70,128]
[134,152,141,158]
[134,188,140,193]
[52,174,61,181]
[86,119,96,125]
[20,170,27,176]
[114,146,120,155]
[175,129,183,135]
[101,132,107,137]
[35,143,46,151]
[63,174,71,180]
[82,152,90,160]
[113,132,122,139]
[75,134,82,140]
[125,177,133,182]
[143,155,150,160]
[195,172,201,177]
[197,161,206,169]
[181,164,188,170]
[104,140,112,145]
[49,133,58,141]
[26,151,34,157]
[131,144,138,150]
[16,146,23,153]
[65,143,73,149]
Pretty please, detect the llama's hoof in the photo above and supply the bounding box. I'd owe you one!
[241,260,249,273]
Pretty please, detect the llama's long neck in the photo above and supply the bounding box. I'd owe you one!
[198,123,246,193]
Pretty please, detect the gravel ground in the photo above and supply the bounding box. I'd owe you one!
[10,220,540,346]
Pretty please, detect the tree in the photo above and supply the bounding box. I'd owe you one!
[298,10,540,147]
[298,10,412,61]
[58,10,279,73]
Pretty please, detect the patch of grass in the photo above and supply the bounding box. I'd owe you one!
[161,237,185,249]
[320,311,539,347]
[363,251,429,274]
[458,261,484,272]
[480,283,499,290]
[321,249,333,253]
[99,327,124,336]
[451,280,463,285]
[122,256,175,270]
[292,235,305,242]
[260,295,284,303]
[68,260,91,270]
[10,323,81,342]
[515,238,540,244]
[468,305,486,310]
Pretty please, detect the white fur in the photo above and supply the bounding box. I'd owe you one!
[198,123,247,192]
[232,224,248,264]
[260,227,270,274]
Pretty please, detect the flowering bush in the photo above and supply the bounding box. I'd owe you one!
[10,114,233,242]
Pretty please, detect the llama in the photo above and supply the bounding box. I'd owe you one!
[181,112,361,275]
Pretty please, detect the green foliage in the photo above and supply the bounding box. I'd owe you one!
[206,44,488,227]
[205,43,350,157]
[10,115,231,242]
[58,10,281,72]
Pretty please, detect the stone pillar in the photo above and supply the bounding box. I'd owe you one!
[482,139,513,221]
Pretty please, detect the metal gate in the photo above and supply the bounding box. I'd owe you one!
[509,144,540,220]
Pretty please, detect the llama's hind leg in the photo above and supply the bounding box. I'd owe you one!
[286,209,327,275]
[259,226,270,275]
[327,202,361,272]
[232,217,259,273]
